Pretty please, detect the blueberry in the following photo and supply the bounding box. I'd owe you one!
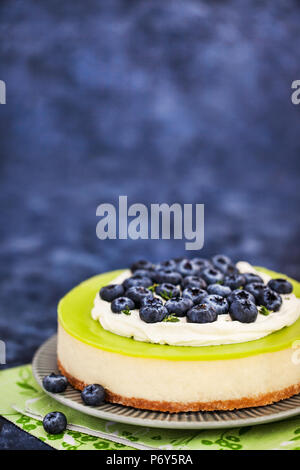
[191,258,212,272]
[153,269,182,285]
[123,276,152,290]
[201,268,224,285]
[43,412,67,435]
[207,283,232,297]
[165,297,193,317]
[267,278,293,295]
[212,254,232,273]
[223,273,246,290]
[42,373,68,393]
[139,304,168,323]
[244,282,265,301]
[130,260,153,272]
[259,287,282,312]
[227,289,255,305]
[111,296,136,313]
[181,275,207,290]
[145,268,159,281]
[155,283,180,300]
[81,384,106,406]
[177,259,200,277]
[132,269,153,278]
[141,296,163,308]
[225,264,240,275]
[156,259,177,271]
[171,257,185,265]
[204,294,229,315]
[125,286,153,307]
[243,272,264,285]
[182,286,207,305]
[100,284,124,302]
[229,299,258,323]
[186,303,218,323]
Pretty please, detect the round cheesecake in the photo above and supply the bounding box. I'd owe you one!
[57,265,300,412]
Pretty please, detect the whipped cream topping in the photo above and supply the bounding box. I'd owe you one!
[91,262,300,346]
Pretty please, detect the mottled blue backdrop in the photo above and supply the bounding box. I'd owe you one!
[1,0,300,449]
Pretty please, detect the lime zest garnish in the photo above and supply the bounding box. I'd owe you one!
[160,290,173,301]
[148,284,158,292]
[163,314,180,323]
[259,305,271,316]
[122,308,131,315]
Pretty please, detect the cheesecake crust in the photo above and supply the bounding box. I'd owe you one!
[57,358,300,413]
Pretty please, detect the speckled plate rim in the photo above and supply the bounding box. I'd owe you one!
[32,335,300,430]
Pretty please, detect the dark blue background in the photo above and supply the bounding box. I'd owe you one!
[1,0,300,449]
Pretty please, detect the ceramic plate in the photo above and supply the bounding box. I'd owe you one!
[32,335,300,430]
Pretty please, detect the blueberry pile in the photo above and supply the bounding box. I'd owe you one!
[99,255,293,324]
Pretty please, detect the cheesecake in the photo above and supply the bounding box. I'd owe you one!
[57,256,300,412]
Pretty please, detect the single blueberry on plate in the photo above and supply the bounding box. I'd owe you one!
[123,276,152,290]
[243,272,263,285]
[130,260,153,272]
[125,286,153,307]
[182,286,207,305]
[212,254,232,273]
[244,282,265,302]
[207,283,232,297]
[165,297,193,317]
[223,273,246,290]
[155,283,180,300]
[42,373,68,393]
[260,287,282,312]
[182,275,207,290]
[43,412,67,434]
[227,289,255,305]
[267,278,293,295]
[204,294,229,315]
[177,259,199,277]
[229,299,258,323]
[111,296,135,313]
[81,384,106,406]
[201,267,224,285]
[186,303,218,323]
[100,284,124,302]
[153,269,182,285]
[139,304,168,323]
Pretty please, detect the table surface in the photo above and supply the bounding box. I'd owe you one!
[1,0,300,449]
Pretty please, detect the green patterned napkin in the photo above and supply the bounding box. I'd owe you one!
[1,365,300,450]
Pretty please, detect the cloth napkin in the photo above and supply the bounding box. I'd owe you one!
[1,365,300,450]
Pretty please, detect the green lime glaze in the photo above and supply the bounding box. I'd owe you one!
[58,267,300,361]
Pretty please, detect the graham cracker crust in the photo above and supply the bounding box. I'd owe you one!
[57,358,300,413]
